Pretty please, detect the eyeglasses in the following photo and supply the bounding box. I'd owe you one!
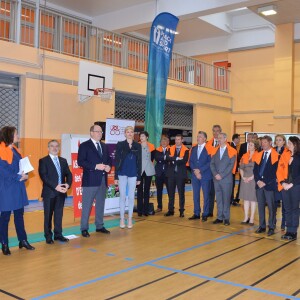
[93,131,103,133]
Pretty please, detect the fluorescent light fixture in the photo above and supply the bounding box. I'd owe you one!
[257,5,277,16]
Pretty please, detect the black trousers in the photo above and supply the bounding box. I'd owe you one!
[282,185,300,233]
[43,195,65,239]
[167,176,185,213]
[209,179,215,215]
[137,172,152,214]
[155,172,169,209]
[0,208,27,245]
[231,174,240,200]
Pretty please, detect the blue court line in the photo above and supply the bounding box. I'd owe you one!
[147,263,300,300]
[149,227,253,264]
[31,263,148,300]
[31,227,252,299]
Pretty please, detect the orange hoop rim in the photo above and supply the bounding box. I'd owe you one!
[94,88,114,96]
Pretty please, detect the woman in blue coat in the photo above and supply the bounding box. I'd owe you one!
[0,126,35,255]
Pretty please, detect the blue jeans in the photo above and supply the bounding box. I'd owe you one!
[0,208,27,245]
[118,175,137,219]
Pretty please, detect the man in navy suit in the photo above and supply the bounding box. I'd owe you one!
[189,131,212,221]
[78,125,112,237]
[39,140,73,244]
[253,135,279,236]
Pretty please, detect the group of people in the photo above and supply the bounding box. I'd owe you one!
[119,124,299,243]
[0,123,299,256]
[188,126,299,241]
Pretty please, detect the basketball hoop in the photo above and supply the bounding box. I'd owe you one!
[94,88,115,100]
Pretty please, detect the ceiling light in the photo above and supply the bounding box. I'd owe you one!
[257,5,277,16]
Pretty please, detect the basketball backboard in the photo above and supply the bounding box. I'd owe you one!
[78,60,113,102]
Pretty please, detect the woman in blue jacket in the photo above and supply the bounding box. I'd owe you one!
[0,126,35,255]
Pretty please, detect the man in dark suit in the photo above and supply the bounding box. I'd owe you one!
[230,133,240,205]
[238,132,253,161]
[39,140,73,244]
[189,131,212,222]
[78,125,111,237]
[154,136,170,212]
[165,134,189,217]
[210,133,237,225]
[253,135,279,236]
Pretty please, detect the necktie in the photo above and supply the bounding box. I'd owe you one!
[96,142,102,157]
[259,152,268,177]
[215,140,218,147]
[53,156,62,184]
[220,147,225,159]
[197,145,201,159]
[175,148,180,172]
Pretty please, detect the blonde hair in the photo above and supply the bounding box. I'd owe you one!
[275,134,286,144]
[124,126,134,133]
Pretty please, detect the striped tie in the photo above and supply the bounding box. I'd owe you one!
[53,156,62,184]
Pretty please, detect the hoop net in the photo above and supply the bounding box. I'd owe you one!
[94,88,114,100]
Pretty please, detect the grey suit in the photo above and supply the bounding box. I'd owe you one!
[210,147,236,221]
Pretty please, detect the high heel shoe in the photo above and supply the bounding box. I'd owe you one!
[2,244,11,256]
[127,218,133,229]
[120,219,125,229]
[19,240,35,250]
[241,218,250,225]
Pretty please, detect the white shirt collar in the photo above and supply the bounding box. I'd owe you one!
[264,149,271,155]
[91,138,100,146]
[49,153,58,160]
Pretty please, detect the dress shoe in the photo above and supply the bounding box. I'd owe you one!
[281,232,297,240]
[267,229,275,236]
[249,222,254,226]
[164,211,174,216]
[179,212,184,218]
[143,213,149,217]
[54,236,69,242]
[155,208,162,213]
[224,220,230,226]
[81,230,90,237]
[19,240,35,250]
[202,216,208,222]
[137,213,143,217]
[96,227,110,234]
[231,201,238,206]
[213,219,223,224]
[46,238,54,244]
[255,227,266,233]
[2,244,11,256]
[120,219,125,229]
[188,215,200,220]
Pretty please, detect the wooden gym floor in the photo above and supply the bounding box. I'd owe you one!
[1,191,300,300]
